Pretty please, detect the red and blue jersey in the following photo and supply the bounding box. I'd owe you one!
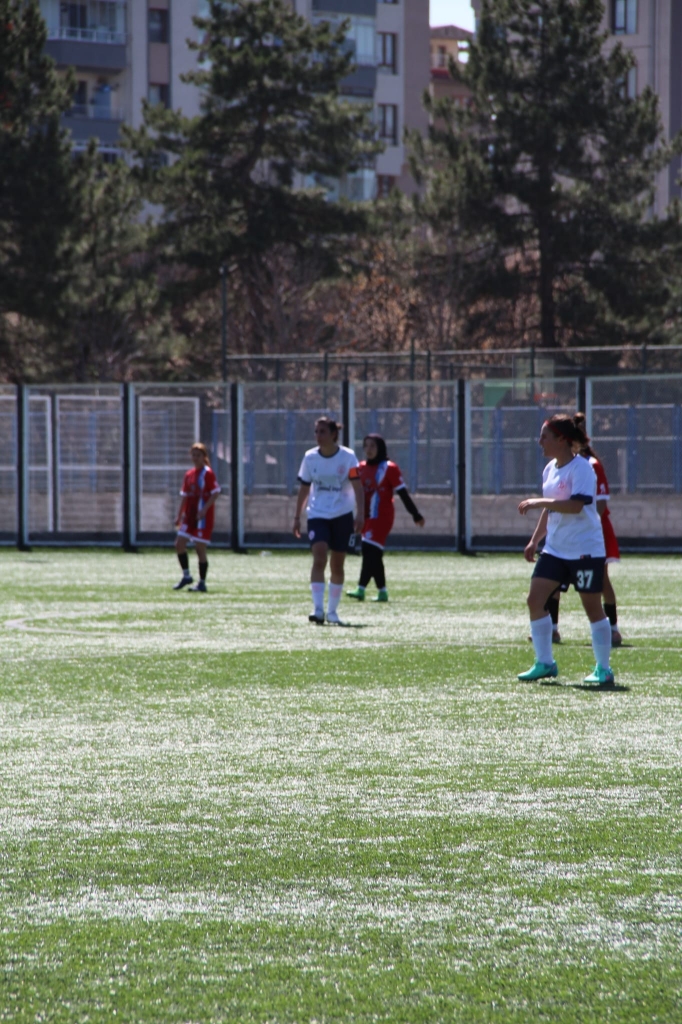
[350,460,405,548]
[179,465,220,540]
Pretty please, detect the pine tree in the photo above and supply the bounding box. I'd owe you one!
[43,143,163,382]
[126,0,379,345]
[412,0,682,350]
[0,0,77,375]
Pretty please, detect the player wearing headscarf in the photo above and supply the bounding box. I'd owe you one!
[346,433,425,603]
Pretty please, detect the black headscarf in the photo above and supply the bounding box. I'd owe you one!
[363,433,388,465]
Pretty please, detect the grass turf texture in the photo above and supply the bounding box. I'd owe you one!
[0,549,681,1023]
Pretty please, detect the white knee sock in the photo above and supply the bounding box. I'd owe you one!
[530,614,554,665]
[311,583,325,616]
[327,583,343,615]
[590,618,612,669]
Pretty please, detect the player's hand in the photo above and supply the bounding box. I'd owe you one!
[293,516,302,539]
[415,517,425,528]
[354,516,365,534]
[518,498,540,515]
[524,541,537,563]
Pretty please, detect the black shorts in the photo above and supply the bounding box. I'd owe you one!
[308,512,354,553]
[532,552,605,594]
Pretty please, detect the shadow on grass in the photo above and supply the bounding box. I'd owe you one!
[518,679,631,694]
[570,682,631,693]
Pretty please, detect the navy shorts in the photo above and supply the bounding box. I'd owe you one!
[308,512,354,553]
[533,552,605,594]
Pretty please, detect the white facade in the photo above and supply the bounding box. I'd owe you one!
[469,0,682,216]
[41,0,429,198]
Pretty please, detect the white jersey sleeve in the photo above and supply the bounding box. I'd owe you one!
[568,454,598,503]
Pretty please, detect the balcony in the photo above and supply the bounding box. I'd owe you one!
[313,0,376,14]
[66,103,124,121]
[63,103,124,145]
[49,26,125,44]
[340,64,377,97]
[45,28,127,71]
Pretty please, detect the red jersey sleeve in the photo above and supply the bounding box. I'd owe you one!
[387,462,405,491]
[591,457,610,500]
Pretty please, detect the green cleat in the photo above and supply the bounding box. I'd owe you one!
[583,664,615,686]
[517,660,558,681]
[346,587,366,601]
[372,590,389,603]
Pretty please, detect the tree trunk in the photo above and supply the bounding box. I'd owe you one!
[536,160,556,349]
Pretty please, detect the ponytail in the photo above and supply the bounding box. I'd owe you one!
[572,412,597,459]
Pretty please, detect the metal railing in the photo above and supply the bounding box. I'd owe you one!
[47,27,126,45]
[66,103,124,121]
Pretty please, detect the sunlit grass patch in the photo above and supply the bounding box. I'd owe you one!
[0,549,680,1021]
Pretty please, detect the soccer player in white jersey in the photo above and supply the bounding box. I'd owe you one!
[518,414,615,686]
[293,416,365,624]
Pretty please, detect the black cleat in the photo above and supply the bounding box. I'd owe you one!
[308,613,325,625]
[189,580,207,592]
[173,576,193,590]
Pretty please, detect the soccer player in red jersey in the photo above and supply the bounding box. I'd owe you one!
[173,443,221,593]
[346,433,425,602]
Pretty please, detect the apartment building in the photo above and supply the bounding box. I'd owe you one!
[39,0,429,197]
[429,24,472,108]
[603,0,682,213]
[469,0,682,216]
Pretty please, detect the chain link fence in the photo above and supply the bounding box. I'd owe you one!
[134,384,231,544]
[0,386,17,541]
[6,375,682,551]
[468,379,580,548]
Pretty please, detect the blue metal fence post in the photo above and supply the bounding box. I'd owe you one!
[341,381,355,453]
[286,410,296,495]
[409,407,418,493]
[537,407,547,485]
[16,385,30,551]
[493,407,503,495]
[230,382,245,551]
[626,405,637,493]
[674,404,682,494]
[122,383,137,551]
[244,411,255,495]
[456,379,466,552]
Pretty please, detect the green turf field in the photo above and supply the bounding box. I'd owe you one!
[0,548,680,1022]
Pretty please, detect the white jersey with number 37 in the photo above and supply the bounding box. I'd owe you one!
[542,455,605,560]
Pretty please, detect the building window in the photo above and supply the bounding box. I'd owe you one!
[73,79,88,107]
[613,0,637,34]
[347,16,375,66]
[377,33,397,73]
[148,83,170,108]
[62,3,87,31]
[620,64,637,98]
[377,175,396,198]
[148,8,169,43]
[437,45,447,68]
[378,104,398,145]
[58,1,125,42]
